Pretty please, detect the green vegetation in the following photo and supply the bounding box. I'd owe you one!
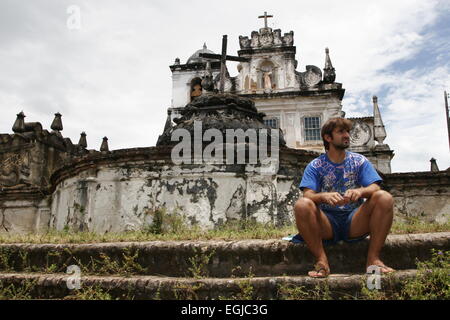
[0,279,37,300]
[390,217,450,235]
[187,248,215,279]
[358,249,450,300]
[0,250,447,300]
[0,214,448,244]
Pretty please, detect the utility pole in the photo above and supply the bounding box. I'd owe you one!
[445,91,450,151]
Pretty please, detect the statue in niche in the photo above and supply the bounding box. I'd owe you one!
[191,84,202,97]
[190,77,203,100]
[263,71,272,89]
[260,60,275,91]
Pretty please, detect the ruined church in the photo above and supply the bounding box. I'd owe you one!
[0,14,448,234]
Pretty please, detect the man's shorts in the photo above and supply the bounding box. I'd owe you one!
[293,206,370,245]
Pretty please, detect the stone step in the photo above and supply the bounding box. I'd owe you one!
[0,270,418,300]
[0,232,448,277]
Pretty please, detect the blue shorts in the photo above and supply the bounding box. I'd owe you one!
[293,207,369,245]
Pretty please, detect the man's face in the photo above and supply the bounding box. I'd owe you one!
[326,127,350,150]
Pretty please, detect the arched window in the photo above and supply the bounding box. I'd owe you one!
[190,77,203,101]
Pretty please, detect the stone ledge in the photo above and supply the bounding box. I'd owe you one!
[0,232,448,277]
[0,269,418,300]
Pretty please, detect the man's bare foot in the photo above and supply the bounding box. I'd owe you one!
[308,261,330,278]
[366,259,395,274]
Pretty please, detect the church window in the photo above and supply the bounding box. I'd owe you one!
[304,117,321,141]
[264,117,279,129]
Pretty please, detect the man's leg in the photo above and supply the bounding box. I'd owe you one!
[348,190,394,272]
[294,198,334,276]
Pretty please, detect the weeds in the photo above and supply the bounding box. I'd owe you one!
[187,248,215,279]
[67,285,113,300]
[173,282,205,300]
[0,279,37,300]
[0,218,447,244]
[399,249,449,300]
[71,248,147,276]
[390,217,450,235]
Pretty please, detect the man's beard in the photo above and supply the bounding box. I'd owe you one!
[332,140,350,150]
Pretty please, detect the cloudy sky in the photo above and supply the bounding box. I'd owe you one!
[0,0,449,173]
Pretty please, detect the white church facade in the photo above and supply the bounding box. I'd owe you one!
[168,14,394,173]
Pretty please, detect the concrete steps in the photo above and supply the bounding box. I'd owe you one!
[0,232,448,277]
[0,270,418,300]
[0,232,448,299]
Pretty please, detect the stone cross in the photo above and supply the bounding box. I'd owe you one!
[258,11,273,28]
[199,35,249,93]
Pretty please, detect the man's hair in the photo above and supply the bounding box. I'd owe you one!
[321,117,353,150]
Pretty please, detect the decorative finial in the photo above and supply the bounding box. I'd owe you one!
[174,57,180,65]
[323,47,336,83]
[51,112,63,131]
[12,111,26,133]
[78,132,87,148]
[201,61,214,92]
[203,43,207,50]
[430,158,439,172]
[373,96,386,144]
[100,136,109,152]
[162,110,173,133]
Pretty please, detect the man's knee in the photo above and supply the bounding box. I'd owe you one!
[371,190,394,209]
[294,198,316,218]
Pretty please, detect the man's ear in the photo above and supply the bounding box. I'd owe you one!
[324,133,333,143]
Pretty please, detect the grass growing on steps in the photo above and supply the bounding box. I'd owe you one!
[0,211,449,244]
[358,249,450,300]
[1,250,447,300]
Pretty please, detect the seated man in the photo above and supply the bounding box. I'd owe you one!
[295,117,395,278]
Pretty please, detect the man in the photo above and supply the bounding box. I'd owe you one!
[295,117,395,278]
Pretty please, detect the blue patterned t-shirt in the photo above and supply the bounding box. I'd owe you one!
[299,151,382,212]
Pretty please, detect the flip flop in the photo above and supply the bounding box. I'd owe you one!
[308,262,330,278]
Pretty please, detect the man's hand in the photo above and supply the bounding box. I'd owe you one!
[320,192,349,207]
[343,189,363,202]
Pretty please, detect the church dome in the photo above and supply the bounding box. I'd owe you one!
[187,43,215,64]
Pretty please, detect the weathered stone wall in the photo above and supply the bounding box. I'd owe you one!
[0,187,50,233]
[384,170,450,224]
[48,146,316,233]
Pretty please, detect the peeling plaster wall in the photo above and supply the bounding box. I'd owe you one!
[47,146,315,233]
[0,198,50,234]
[384,171,450,224]
[50,161,300,233]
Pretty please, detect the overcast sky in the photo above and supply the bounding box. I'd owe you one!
[0,0,449,173]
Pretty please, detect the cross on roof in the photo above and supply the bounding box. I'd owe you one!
[199,35,249,93]
[258,11,273,28]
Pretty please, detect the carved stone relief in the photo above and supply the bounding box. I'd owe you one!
[303,65,322,87]
[0,151,31,187]
[350,120,372,146]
